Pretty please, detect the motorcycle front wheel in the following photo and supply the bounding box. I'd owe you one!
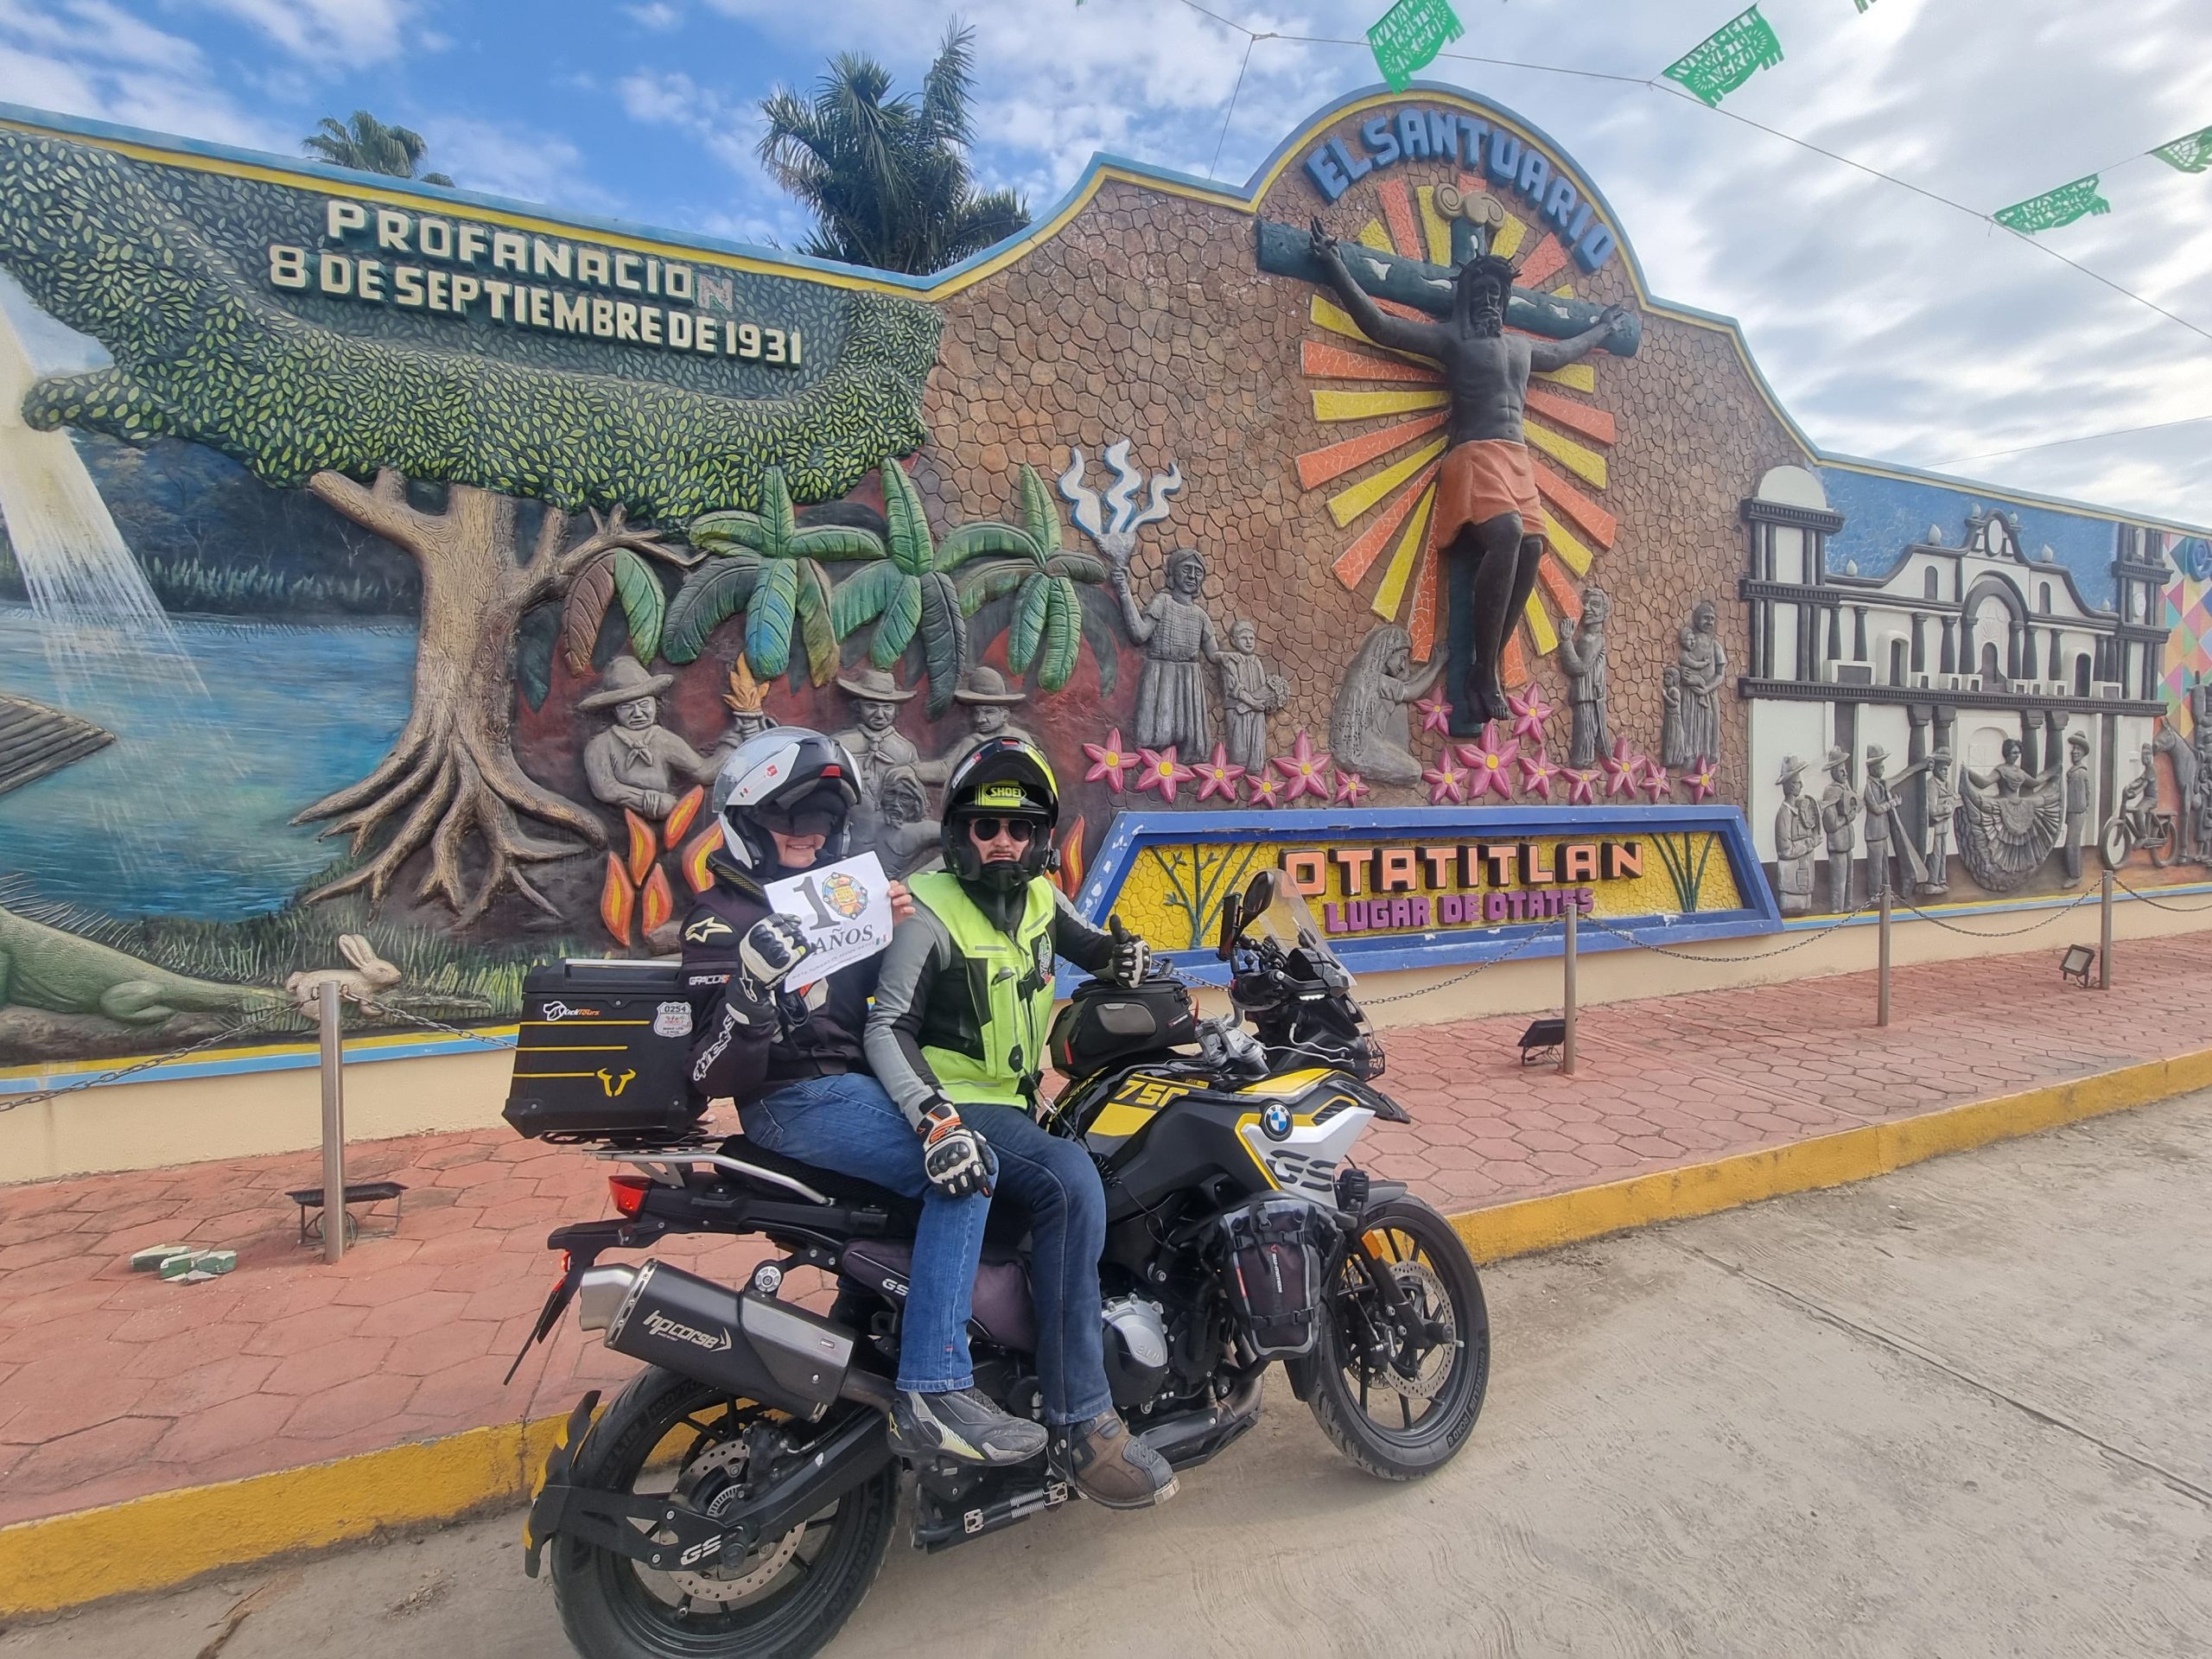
[550,1367,896,1659]
[1305,1196,1490,1480]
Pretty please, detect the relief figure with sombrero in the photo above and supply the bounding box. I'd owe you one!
[942,666,1035,779]
[1773,754,1821,915]
[580,654,716,822]
[1307,218,1628,725]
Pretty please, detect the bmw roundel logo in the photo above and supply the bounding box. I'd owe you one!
[1261,1103,1294,1141]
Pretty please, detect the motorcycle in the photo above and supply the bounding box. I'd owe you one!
[502,869,1489,1658]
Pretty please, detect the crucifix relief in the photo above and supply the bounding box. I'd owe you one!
[1306,220,1629,723]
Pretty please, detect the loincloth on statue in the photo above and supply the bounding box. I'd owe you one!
[1433,438,1543,544]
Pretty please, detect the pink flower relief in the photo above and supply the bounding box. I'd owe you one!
[1601,738,1643,799]
[1423,758,1469,804]
[1517,747,1560,801]
[1083,728,1135,792]
[1506,684,1554,747]
[1456,721,1519,804]
[1193,742,1245,804]
[1562,766,1600,805]
[1638,760,1670,804]
[1679,754,1718,804]
[1272,730,1334,802]
[1415,693,1453,735]
[1248,772,1286,807]
[1135,746,1194,804]
[1334,769,1370,806]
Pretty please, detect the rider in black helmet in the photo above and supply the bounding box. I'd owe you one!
[682,727,1046,1468]
[865,737,1174,1510]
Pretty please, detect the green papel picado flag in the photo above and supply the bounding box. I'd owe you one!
[1662,7,1785,107]
[1994,175,2113,234]
[1367,0,1464,93]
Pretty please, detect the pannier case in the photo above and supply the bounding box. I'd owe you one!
[502,958,702,1140]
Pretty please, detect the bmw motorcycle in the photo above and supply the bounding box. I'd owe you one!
[504,871,1489,1658]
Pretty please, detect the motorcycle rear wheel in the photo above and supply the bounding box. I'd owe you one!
[550,1367,895,1659]
[1306,1197,1489,1480]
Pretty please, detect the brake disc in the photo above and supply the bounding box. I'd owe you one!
[1379,1259,1456,1403]
[663,1438,804,1604]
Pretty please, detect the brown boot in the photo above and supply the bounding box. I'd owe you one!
[1054,1412,1176,1510]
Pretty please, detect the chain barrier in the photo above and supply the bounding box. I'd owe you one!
[0,1004,308,1113]
[1900,887,2096,938]
[2112,873,2212,913]
[1360,917,1558,1005]
[365,1001,519,1049]
[1582,899,1871,963]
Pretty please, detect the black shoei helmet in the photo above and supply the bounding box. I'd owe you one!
[942,736,1059,892]
[712,728,860,872]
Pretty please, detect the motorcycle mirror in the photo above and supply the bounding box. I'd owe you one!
[1240,869,1279,931]
[1216,894,1240,961]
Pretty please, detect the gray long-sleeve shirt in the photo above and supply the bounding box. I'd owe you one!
[864,884,1115,1127]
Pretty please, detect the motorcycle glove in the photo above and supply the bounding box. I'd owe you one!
[918,1099,995,1199]
[738,914,812,1001]
[1109,934,1149,987]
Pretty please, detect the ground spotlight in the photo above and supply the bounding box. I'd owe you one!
[2059,944,2096,987]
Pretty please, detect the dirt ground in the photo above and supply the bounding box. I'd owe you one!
[10,1088,2210,1658]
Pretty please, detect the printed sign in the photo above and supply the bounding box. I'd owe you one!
[763,851,894,980]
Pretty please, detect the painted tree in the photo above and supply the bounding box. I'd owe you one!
[0,129,940,920]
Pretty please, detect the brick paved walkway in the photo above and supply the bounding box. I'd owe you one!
[6,929,2210,1529]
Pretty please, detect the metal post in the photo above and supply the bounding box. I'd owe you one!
[2100,869,2113,991]
[1877,887,1891,1027]
[318,980,346,1264]
[1561,902,1579,1075]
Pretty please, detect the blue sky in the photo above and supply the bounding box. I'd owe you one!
[6,0,2212,525]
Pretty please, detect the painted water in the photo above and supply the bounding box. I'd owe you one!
[0,605,416,917]
[0,277,253,882]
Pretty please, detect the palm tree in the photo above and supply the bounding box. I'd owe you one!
[302,111,454,188]
[757,22,1028,275]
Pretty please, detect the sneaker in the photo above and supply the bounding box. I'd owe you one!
[1053,1412,1178,1510]
[888,1387,1047,1466]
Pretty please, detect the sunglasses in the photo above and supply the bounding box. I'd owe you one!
[966,817,1037,844]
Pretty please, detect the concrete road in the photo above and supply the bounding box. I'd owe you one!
[11,1090,2211,1659]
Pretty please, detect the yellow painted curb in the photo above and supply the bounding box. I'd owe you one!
[12,1045,2212,1619]
[0,1414,569,1620]
[1452,1045,2212,1264]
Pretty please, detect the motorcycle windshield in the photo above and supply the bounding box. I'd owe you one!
[1249,882,1351,982]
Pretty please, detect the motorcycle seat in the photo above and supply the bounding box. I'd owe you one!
[716,1135,911,1211]
[715,1135,1034,1248]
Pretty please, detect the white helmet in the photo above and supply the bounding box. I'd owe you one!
[710,728,861,870]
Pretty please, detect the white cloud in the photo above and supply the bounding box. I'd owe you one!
[192,0,416,66]
[429,116,621,213]
[0,0,285,149]
[625,2,682,29]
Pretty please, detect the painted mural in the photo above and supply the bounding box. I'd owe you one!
[0,87,2206,1072]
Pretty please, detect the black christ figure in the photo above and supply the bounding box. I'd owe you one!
[1309,219,1625,724]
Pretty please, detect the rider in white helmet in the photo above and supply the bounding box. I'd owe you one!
[682,727,1046,1468]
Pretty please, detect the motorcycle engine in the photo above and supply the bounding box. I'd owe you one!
[1099,1295,1170,1408]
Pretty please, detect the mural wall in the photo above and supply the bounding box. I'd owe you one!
[0,88,2205,1071]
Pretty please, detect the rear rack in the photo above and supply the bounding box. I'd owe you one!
[588,1144,833,1206]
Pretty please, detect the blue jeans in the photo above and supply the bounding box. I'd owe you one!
[737,1076,1113,1423]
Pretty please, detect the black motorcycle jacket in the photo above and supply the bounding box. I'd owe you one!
[681,846,875,1109]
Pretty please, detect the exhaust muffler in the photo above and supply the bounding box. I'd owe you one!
[578,1260,887,1421]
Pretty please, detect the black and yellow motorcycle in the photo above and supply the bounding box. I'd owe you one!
[506,870,1488,1659]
